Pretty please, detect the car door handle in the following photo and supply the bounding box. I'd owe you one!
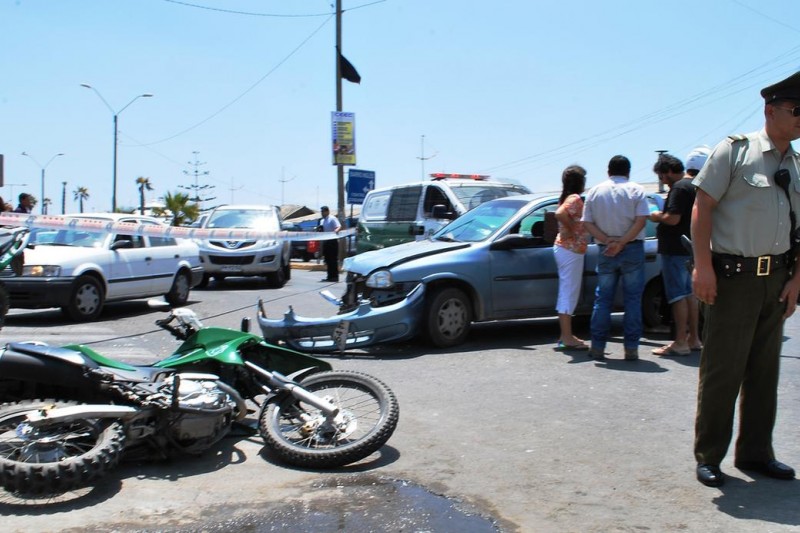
[145,256,153,262]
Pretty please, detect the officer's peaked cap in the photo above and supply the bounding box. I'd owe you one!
[761,71,800,103]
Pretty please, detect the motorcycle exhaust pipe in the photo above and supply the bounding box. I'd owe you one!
[23,404,139,425]
[243,361,339,417]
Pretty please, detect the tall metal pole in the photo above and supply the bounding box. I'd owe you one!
[21,151,63,214]
[112,113,119,212]
[80,84,152,212]
[335,0,345,224]
[61,181,67,214]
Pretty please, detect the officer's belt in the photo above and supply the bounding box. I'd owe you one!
[712,252,789,277]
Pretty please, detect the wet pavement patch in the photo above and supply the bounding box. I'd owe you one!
[99,475,505,532]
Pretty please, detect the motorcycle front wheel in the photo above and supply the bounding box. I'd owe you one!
[260,370,399,469]
[0,399,126,495]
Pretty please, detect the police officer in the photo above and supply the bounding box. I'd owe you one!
[692,71,800,487]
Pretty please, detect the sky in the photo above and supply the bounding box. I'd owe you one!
[2,0,800,216]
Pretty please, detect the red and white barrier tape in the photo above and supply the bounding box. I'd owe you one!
[0,213,354,241]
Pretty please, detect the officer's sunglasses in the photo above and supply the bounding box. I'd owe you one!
[774,104,800,117]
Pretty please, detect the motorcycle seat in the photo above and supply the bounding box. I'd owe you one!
[6,342,101,369]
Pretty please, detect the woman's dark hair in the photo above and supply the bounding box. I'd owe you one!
[559,165,587,204]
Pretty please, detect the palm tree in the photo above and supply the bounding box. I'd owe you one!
[136,176,154,215]
[42,198,52,215]
[73,187,90,213]
[154,191,200,226]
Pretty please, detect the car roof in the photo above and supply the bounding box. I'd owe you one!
[211,204,277,212]
[65,213,167,224]
[367,179,530,194]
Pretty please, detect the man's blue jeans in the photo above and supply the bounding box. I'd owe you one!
[590,240,645,351]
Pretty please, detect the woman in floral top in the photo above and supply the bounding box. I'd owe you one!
[553,165,589,350]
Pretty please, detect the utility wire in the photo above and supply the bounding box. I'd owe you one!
[484,44,800,176]
[140,14,334,146]
[162,0,386,17]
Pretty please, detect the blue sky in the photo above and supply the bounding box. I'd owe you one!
[2,0,799,214]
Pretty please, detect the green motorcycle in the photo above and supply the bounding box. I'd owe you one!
[0,307,399,495]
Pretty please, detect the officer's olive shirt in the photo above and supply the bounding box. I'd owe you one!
[694,128,800,257]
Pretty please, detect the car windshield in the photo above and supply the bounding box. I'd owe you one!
[450,184,530,211]
[206,209,277,230]
[433,199,527,242]
[30,228,106,248]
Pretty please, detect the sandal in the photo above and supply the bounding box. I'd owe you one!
[652,345,691,357]
[555,340,589,351]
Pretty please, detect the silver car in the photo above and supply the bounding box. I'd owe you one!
[260,193,667,350]
[195,205,291,288]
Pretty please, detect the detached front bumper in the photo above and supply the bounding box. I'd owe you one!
[257,283,425,352]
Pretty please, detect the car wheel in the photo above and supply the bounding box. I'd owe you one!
[165,270,191,307]
[63,275,104,321]
[266,262,287,288]
[642,277,670,329]
[213,275,227,284]
[196,274,210,289]
[426,287,472,348]
[283,260,292,281]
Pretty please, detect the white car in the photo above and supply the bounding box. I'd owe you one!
[4,213,203,321]
[194,204,291,288]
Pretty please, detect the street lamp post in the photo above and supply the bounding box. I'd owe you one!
[80,84,153,212]
[21,151,64,214]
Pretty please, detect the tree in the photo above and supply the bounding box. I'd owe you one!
[73,187,90,213]
[136,176,154,215]
[42,198,52,215]
[154,191,199,226]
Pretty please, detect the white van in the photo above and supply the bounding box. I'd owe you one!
[356,174,530,253]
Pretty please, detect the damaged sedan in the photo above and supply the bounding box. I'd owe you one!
[259,193,666,351]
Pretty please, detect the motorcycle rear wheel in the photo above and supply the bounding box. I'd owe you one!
[0,399,126,496]
[260,371,399,468]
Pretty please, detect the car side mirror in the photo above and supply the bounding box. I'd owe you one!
[490,234,536,251]
[409,225,425,236]
[431,204,457,220]
[110,239,133,251]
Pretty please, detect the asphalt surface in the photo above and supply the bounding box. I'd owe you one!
[2,265,800,532]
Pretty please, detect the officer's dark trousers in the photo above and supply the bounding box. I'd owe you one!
[694,268,786,465]
[323,239,339,281]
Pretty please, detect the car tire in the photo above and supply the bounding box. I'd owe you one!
[266,261,287,288]
[642,277,669,329]
[283,259,292,281]
[165,270,191,307]
[63,275,104,321]
[196,274,210,289]
[426,287,472,348]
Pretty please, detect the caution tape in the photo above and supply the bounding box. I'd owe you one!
[0,212,355,242]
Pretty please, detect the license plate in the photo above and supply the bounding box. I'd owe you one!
[220,266,243,273]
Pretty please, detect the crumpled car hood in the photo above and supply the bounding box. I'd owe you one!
[345,239,470,275]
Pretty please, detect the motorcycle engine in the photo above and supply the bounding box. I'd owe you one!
[169,379,235,452]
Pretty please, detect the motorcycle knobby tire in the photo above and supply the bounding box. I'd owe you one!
[0,399,126,496]
[259,370,399,469]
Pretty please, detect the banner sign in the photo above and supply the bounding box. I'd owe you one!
[331,111,356,166]
[0,213,354,242]
[346,169,375,205]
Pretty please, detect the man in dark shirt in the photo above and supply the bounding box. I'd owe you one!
[649,154,700,356]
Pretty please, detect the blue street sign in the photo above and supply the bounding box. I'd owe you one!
[346,169,375,205]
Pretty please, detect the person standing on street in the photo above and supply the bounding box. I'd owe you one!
[13,193,33,214]
[553,165,590,350]
[318,206,342,282]
[582,155,650,361]
[649,153,701,356]
[692,71,800,487]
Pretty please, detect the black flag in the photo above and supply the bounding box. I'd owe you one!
[339,51,361,84]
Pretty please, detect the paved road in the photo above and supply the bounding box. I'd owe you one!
[2,267,800,532]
